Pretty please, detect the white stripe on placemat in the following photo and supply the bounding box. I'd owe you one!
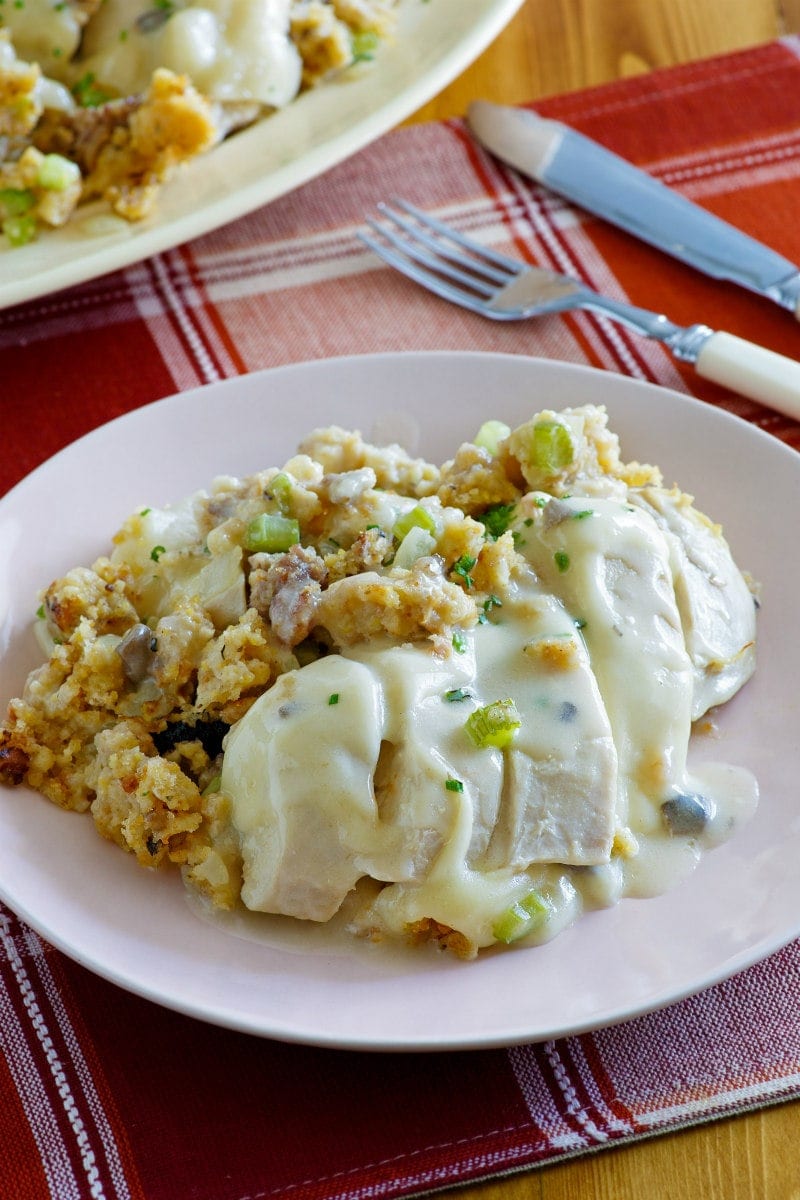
[482,154,664,384]
[634,1069,800,1129]
[23,927,132,1200]
[507,1043,588,1153]
[0,914,85,1200]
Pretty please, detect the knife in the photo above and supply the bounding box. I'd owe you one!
[467,100,800,319]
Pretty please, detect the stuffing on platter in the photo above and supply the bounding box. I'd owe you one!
[0,0,397,245]
[0,405,759,957]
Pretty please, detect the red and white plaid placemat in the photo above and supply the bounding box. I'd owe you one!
[2,37,800,1200]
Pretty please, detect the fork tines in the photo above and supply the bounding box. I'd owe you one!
[359,199,523,312]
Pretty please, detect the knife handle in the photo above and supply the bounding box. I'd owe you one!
[695,332,800,420]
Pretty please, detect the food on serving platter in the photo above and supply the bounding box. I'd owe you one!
[0,404,759,957]
[0,0,396,244]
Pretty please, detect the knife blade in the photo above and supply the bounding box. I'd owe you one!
[467,100,800,319]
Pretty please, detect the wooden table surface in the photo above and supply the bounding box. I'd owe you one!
[409,2,800,1197]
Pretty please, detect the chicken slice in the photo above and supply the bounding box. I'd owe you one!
[627,486,756,719]
[474,577,618,869]
[513,494,695,833]
[221,653,383,921]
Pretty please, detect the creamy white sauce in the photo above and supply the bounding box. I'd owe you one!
[76,0,302,108]
[1,0,83,77]
[221,489,758,954]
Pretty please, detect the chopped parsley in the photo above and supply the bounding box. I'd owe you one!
[72,72,114,107]
[554,551,570,573]
[445,778,464,793]
[328,693,340,706]
[479,502,516,540]
[451,554,477,589]
[477,594,502,625]
[452,629,467,654]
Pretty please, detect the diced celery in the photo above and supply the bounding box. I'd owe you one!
[464,699,521,749]
[244,513,300,553]
[393,504,436,541]
[351,29,379,61]
[531,420,575,471]
[393,524,436,568]
[492,888,552,944]
[474,419,511,456]
[37,154,81,192]
[2,214,37,247]
[0,188,35,217]
[269,472,293,511]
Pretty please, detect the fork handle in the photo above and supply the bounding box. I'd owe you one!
[695,331,800,420]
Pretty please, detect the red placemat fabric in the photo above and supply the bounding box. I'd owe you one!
[2,37,800,1200]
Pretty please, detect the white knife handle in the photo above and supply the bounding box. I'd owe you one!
[695,331,800,420]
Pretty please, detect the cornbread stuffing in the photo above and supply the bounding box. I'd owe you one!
[0,405,759,956]
[0,0,398,244]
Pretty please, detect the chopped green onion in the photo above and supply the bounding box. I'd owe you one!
[244,513,300,553]
[452,629,467,654]
[444,687,470,702]
[328,693,339,706]
[393,505,436,541]
[445,778,464,793]
[201,774,221,797]
[451,554,477,589]
[474,419,511,456]
[464,699,521,750]
[36,154,81,192]
[531,420,575,472]
[479,502,516,540]
[0,188,35,217]
[150,544,166,562]
[492,888,552,944]
[572,509,594,520]
[574,617,587,630]
[2,213,37,247]
[554,551,570,573]
[35,604,45,619]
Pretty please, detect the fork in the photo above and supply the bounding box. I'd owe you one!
[359,200,800,420]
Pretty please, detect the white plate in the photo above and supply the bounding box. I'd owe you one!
[1,353,798,1051]
[0,0,523,310]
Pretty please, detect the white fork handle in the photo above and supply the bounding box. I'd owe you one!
[695,331,800,420]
